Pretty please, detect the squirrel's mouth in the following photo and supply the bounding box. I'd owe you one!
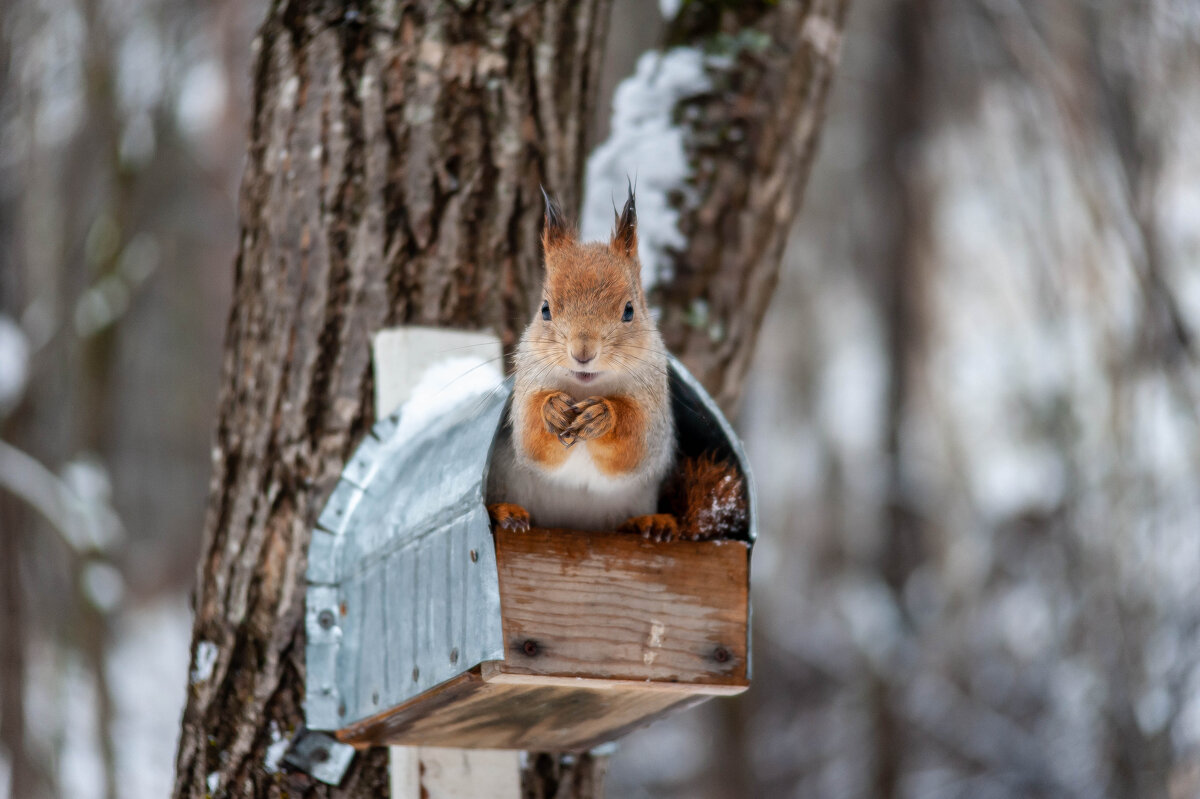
[571,370,599,384]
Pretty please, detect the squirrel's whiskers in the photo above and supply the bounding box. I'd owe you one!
[485,184,677,535]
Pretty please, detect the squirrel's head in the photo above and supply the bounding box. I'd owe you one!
[521,183,665,392]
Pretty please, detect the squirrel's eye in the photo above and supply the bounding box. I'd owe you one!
[541,300,551,321]
[622,301,634,322]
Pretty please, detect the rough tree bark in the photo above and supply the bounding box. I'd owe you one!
[172,2,610,796]
[174,1,847,797]
[656,0,850,413]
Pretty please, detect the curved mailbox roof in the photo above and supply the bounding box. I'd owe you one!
[305,355,755,731]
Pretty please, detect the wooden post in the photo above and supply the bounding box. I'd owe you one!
[371,327,521,799]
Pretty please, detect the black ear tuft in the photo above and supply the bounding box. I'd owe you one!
[541,185,571,249]
[611,177,637,258]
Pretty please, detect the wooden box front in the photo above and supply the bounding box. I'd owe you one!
[336,528,750,751]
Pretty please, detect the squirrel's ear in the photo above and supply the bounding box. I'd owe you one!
[541,185,572,250]
[611,177,637,259]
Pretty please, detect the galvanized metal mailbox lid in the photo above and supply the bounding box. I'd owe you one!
[305,354,756,748]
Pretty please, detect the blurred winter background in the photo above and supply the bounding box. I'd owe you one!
[2,1,1199,798]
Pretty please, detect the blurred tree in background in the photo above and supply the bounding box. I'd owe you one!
[1,1,258,797]
[2,1,1200,798]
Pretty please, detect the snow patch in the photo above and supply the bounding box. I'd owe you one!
[191,639,218,684]
[392,355,505,443]
[108,597,193,798]
[0,314,30,414]
[582,48,712,288]
[60,455,124,550]
[176,59,227,137]
[263,721,288,774]
[82,560,125,613]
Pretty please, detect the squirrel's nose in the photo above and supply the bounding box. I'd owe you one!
[570,347,596,366]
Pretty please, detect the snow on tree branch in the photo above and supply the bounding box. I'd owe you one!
[582,48,712,289]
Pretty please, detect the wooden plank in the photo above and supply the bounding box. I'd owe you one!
[339,524,751,751]
[478,663,747,696]
[390,747,521,799]
[338,667,706,751]
[493,528,750,686]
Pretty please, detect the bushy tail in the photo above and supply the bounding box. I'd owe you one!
[664,453,748,541]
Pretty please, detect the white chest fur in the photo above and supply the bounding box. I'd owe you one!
[545,443,637,493]
[489,429,661,531]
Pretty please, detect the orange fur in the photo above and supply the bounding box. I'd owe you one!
[618,513,678,542]
[582,395,647,476]
[521,390,573,468]
[489,187,674,533]
[542,240,641,352]
[663,454,748,541]
[486,502,531,532]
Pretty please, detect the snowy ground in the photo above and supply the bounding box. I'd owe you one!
[15,595,191,799]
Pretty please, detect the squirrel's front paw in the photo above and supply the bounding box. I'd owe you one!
[619,514,679,542]
[542,392,578,439]
[567,397,615,440]
[487,502,531,533]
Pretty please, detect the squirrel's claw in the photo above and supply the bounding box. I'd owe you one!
[487,502,532,533]
[542,391,578,440]
[567,397,615,440]
[557,430,578,448]
[619,513,679,543]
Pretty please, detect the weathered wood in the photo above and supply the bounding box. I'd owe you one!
[338,666,707,751]
[495,528,749,685]
[390,746,521,799]
[332,527,748,751]
[478,668,746,696]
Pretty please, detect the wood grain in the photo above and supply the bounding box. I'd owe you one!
[336,528,750,750]
[339,667,707,751]
[494,528,750,686]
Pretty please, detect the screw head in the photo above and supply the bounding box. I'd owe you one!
[522,639,539,657]
[412,666,420,682]
[449,647,459,665]
[317,609,335,629]
[713,646,731,663]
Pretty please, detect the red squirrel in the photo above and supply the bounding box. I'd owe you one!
[486,185,679,540]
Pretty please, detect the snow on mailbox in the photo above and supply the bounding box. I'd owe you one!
[305,329,756,751]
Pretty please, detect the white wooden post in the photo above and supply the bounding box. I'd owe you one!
[371,327,521,799]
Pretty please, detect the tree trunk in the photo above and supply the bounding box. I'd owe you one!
[656,0,850,413]
[175,0,848,796]
[172,2,610,796]
[868,4,930,796]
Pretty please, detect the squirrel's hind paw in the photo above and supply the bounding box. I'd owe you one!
[619,513,679,542]
[487,502,531,533]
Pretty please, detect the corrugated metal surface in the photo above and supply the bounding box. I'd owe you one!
[305,355,755,731]
[305,386,509,730]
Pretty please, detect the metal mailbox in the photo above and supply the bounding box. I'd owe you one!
[305,354,756,751]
